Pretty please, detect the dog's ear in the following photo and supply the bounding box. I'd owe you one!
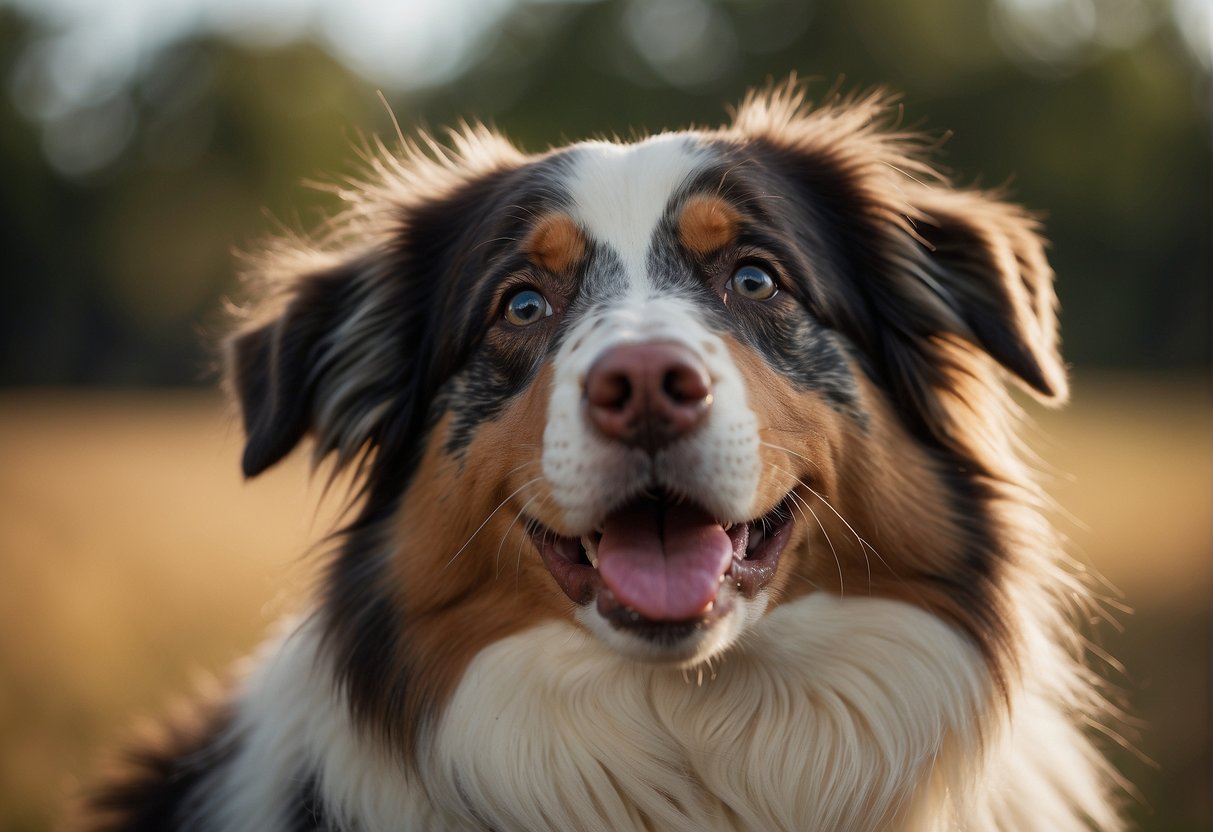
[225,253,406,478]
[222,124,525,480]
[901,187,1068,404]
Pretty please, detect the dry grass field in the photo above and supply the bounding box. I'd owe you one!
[0,376,1208,831]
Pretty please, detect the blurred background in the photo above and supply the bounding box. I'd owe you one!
[0,0,1207,829]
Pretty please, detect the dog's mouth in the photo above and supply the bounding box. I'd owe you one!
[531,490,795,633]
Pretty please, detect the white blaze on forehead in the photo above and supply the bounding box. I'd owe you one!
[544,135,759,534]
[565,133,712,293]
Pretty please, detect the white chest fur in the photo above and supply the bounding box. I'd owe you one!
[214,594,1123,832]
[424,595,987,832]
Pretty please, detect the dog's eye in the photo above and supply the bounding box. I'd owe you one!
[503,288,553,327]
[728,265,778,301]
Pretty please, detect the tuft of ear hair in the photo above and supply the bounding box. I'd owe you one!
[224,254,406,479]
[222,120,524,482]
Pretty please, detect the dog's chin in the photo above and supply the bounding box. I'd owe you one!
[572,584,768,665]
[531,491,795,665]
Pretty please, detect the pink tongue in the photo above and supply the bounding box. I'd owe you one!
[596,501,733,621]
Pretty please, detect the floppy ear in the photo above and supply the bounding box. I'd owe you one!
[905,187,1068,404]
[225,254,408,478]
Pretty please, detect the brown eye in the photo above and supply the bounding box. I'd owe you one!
[503,288,553,327]
[728,264,778,301]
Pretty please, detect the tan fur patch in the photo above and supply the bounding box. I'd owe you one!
[677,195,741,256]
[723,336,966,612]
[525,214,586,273]
[389,364,564,746]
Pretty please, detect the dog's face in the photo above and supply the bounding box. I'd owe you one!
[227,88,1066,745]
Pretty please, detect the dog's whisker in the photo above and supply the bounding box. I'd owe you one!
[762,447,892,585]
[512,527,529,592]
[504,458,541,479]
[759,439,825,475]
[799,481,890,580]
[443,475,544,571]
[777,477,845,598]
[516,494,555,592]
[524,511,558,593]
[758,426,831,441]
[789,484,866,594]
[767,457,956,611]
[495,493,542,579]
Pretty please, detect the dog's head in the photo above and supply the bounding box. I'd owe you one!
[226,84,1065,746]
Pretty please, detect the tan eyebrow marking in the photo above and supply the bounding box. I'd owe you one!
[678,194,741,257]
[525,213,587,273]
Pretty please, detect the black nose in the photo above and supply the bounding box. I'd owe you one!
[584,341,713,453]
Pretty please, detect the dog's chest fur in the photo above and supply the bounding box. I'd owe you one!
[201,596,1104,832]
[214,599,977,831]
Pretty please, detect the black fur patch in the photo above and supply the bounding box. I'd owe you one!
[229,267,369,478]
[290,774,338,832]
[84,705,237,831]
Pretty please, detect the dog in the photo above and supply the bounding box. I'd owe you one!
[86,82,1124,831]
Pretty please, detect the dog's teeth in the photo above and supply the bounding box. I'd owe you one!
[580,534,599,568]
[705,601,714,613]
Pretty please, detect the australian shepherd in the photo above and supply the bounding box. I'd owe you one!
[86,82,1124,830]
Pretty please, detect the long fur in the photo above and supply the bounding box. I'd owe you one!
[84,80,1125,831]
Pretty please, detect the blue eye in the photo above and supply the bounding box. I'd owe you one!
[503,288,553,326]
[728,264,778,301]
